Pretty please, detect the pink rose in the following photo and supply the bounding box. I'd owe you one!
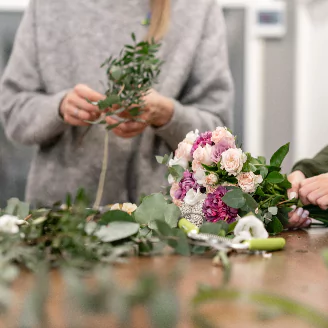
[211,127,235,145]
[175,141,192,162]
[193,144,213,165]
[211,137,236,163]
[220,148,247,176]
[237,172,263,193]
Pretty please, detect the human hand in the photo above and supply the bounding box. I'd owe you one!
[299,173,328,210]
[287,206,311,229]
[287,170,306,200]
[60,84,105,126]
[105,89,174,138]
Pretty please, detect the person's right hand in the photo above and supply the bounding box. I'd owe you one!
[59,84,105,126]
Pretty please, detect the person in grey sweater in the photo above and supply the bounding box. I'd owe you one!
[0,0,233,207]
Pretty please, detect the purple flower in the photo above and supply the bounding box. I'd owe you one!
[190,131,214,156]
[211,137,236,163]
[175,171,199,201]
[202,186,238,223]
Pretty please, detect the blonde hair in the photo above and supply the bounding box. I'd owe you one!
[146,0,171,42]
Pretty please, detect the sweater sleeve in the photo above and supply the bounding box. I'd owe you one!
[292,146,328,178]
[153,0,234,150]
[0,0,68,146]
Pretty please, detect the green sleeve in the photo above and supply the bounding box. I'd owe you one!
[292,146,328,178]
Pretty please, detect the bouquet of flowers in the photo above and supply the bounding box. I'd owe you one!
[157,126,299,235]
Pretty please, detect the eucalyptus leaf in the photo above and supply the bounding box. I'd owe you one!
[96,221,140,242]
[200,222,228,235]
[222,189,246,209]
[98,210,135,225]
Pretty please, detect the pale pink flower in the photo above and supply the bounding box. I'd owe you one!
[192,160,203,172]
[211,127,235,145]
[183,129,199,144]
[193,144,213,165]
[175,141,193,162]
[237,172,263,193]
[220,148,247,176]
[205,174,218,186]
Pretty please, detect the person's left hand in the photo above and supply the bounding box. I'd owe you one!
[299,173,328,210]
[105,89,174,138]
[287,206,311,229]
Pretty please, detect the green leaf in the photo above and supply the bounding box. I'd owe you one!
[199,222,228,235]
[98,210,135,225]
[242,193,258,213]
[97,221,140,242]
[222,189,246,209]
[134,193,168,225]
[266,216,284,235]
[258,156,266,164]
[260,166,268,179]
[5,198,20,215]
[173,229,191,256]
[149,290,179,328]
[164,204,181,228]
[155,156,164,164]
[153,220,174,237]
[131,33,136,42]
[266,171,284,184]
[97,95,120,110]
[202,164,218,172]
[270,143,289,167]
[277,208,290,227]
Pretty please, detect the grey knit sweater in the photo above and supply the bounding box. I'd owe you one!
[0,0,233,206]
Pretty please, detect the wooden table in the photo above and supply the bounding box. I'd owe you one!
[3,227,328,328]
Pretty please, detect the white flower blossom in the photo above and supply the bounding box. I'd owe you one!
[194,168,206,185]
[184,188,206,206]
[233,215,269,243]
[184,129,199,144]
[168,157,189,169]
[0,215,25,234]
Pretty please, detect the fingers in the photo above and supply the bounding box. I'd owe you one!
[74,84,106,103]
[287,206,311,229]
[60,84,105,126]
[105,116,147,138]
[287,170,306,200]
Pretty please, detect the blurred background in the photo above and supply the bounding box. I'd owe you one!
[0,0,327,206]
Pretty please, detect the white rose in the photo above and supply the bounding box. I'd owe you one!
[205,173,218,186]
[237,172,263,193]
[193,144,213,166]
[220,148,247,176]
[184,129,199,144]
[194,168,206,185]
[175,141,192,162]
[168,157,189,169]
[184,188,206,206]
[0,215,24,234]
[211,126,235,144]
[233,215,269,243]
[121,203,138,215]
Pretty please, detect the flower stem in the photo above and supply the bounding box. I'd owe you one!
[93,130,109,210]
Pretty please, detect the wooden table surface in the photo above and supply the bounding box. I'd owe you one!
[3,227,328,328]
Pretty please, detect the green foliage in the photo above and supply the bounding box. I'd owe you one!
[95,33,163,128]
[134,193,181,228]
[270,143,290,167]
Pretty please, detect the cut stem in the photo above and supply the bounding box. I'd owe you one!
[93,130,109,209]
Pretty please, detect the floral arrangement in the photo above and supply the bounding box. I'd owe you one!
[158,126,314,234]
